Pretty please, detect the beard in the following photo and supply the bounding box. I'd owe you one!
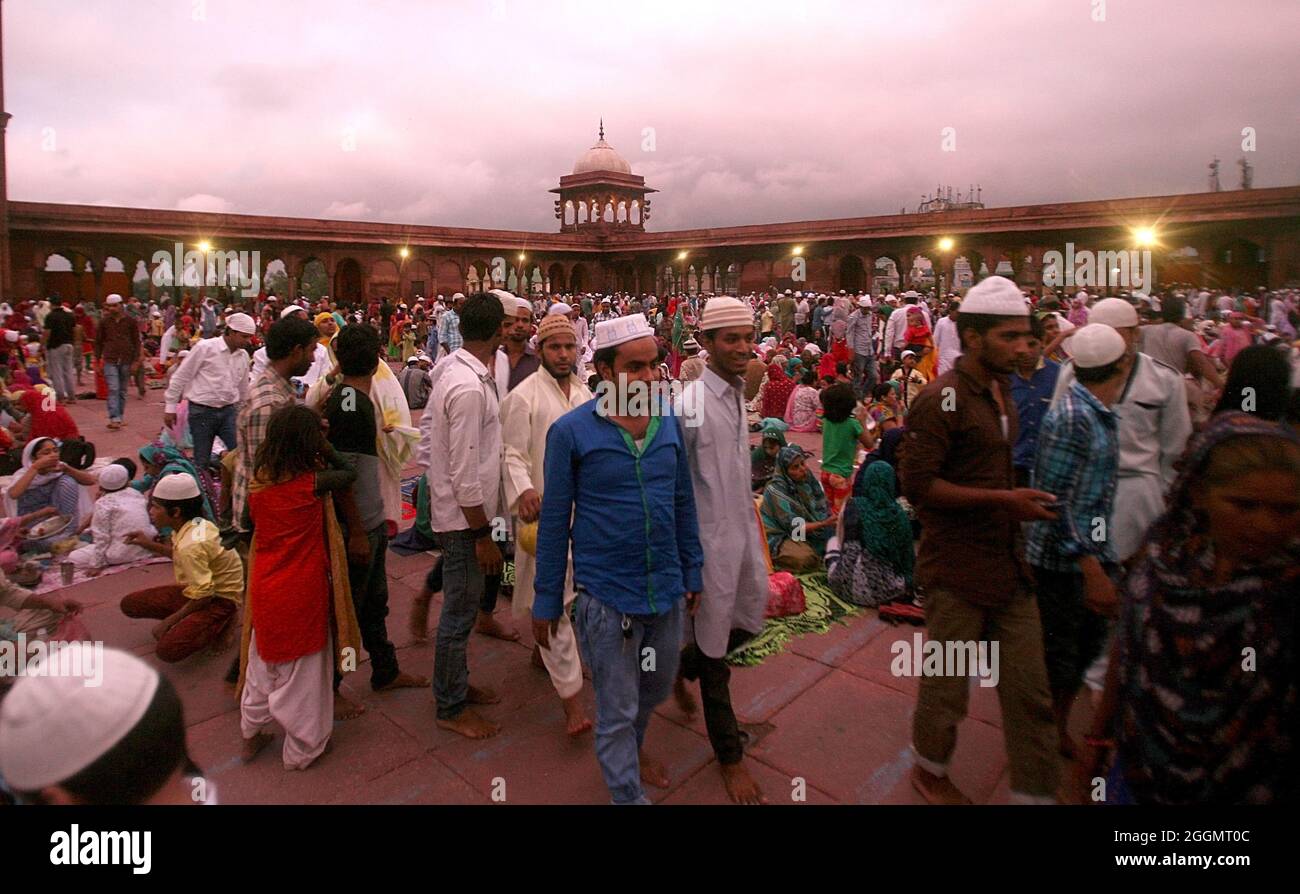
[542,357,570,380]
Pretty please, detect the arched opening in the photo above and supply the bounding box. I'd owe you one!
[1212,239,1267,289]
[569,263,587,293]
[603,201,615,223]
[548,263,566,293]
[837,255,866,292]
[301,259,328,301]
[334,258,363,303]
[687,265,699,295]
[465,260,487,294]
[1162,245,1202,287]
[630,200,641,225]
[724,262,739,295]
[872,257,900,294]
[404,259,433,301]
[262,259,288,300]
[370,259,400,303]
[132,260,152,302]
[953,256,975,290]
[660,264,676,295]
[564,201,575,226]
[577,203,588,224]
[617,202,628,224]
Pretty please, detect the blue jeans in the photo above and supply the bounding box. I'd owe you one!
[852,352,877,398]
[103,361,132,421]
[187,403,238,469]
[575,589,684,804]
[433,529,482,720]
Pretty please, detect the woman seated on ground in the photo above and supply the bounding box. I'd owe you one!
[5,438,95,551]
[865,382,903,432]
[783,369,822,433]
[827,462,914,607]
[760,445,835,572]
[66,460,158,571]
[9,386,80,446]
[750,420,788,493]
[1083,413,1300,805]
[134,442,216,522]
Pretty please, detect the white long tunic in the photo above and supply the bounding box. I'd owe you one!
[678,367,770,658]
[1051,352,1191,560]
[67,487,158,568]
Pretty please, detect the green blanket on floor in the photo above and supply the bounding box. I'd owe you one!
[725,572,861,667]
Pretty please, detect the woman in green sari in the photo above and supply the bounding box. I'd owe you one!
[760,445,834,571]
[134,442,216,522]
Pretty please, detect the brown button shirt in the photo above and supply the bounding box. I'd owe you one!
[94,313,141,364]
[898,354,1033,605]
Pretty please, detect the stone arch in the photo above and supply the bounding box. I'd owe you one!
[837,254,866,291]
[334,258,364,303]
[403,258,433,300]
[301,258,328,300]
[569,263,588,293]
[1212,238,1267,289]
[369,259,400,302]
[465,260,489,294]
[547,263,567,293]
[723,262,740,295]
[872,257,900,293]
[435,259,462,294]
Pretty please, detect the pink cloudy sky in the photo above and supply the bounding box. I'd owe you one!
[6,0,1298,231]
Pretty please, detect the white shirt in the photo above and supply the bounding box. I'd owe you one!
[933,315,962,376]
[885,303,931,353]
[422,349,504,534]
[164,335,251,412]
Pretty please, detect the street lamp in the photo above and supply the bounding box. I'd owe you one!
[399,247,410,259]
[197,240,212,253]
[937,237,954,252]
[1133,227,1157,247]
[792,245,803,256]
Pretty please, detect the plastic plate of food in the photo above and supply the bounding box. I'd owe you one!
[27,514,71,540]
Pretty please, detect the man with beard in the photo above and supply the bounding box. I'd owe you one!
[898,276,1061,805]
[502,314,594,737]
[673,296,770,804]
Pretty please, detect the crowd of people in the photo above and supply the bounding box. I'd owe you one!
[0,275,1297,806]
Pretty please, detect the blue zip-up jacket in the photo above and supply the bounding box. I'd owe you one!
[533,399,704,620]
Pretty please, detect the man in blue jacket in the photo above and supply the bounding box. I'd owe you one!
[533,313,703,805]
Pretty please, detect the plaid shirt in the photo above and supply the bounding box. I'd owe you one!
[233,368,297,532]
[1025,380,1119,572]
[438,309,462,355]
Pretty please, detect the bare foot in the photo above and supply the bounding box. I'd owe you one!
[639,748,670,789]
[468,684,501,705]
[910,765,972,805]
[375,671,429,691]
[721,760,768,805]
[561,693,592,737]
[297,738,334,770]
[436,707,500,739]
[333,692,366,721]
[409,590,433,641]
[240,731,274,764]
[673,676,698,717]
[475,612,520,641]
[531,644,546,670]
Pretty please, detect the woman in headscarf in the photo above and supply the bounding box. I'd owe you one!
[5,438,85,550]
[902,306,937,380]
[1068,295,1090,328]
[760,445,834,571]
[13,386,79,443]
[750,420,787,493]
[759,359,797,420]
[135,442,216,522]
[828,461,914,607]
[783,369,822,433]
[1083,413,1300,804]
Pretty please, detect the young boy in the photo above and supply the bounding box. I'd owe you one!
[121,473,242,662]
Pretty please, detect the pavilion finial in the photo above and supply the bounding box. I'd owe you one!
[599,117,604,141]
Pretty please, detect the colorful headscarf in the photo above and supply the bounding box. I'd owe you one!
[759,446,830,553]
[849,462,913,584]
[761,362,797,419]
[137,441,215,521]
[1117,412,1300,804]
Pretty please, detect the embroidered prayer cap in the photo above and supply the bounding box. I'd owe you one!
[97,464,130,492]
[698,296,753,332]
[1088,297,1139,329]
[0,644,161,790]
[225,313,256,334]
[1069,323,1126,368]
[280,305,306,319]
[959,276,1029,316]
[595,313,654,350]
[547,302,573,316]
[104,294,124,305]
[153,472,201,501]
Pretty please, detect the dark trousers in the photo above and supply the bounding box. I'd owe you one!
[188,402,238,470]
[121,584,236,663]
[335,527,399,691]
[678,629,754,766]
[1032,565,1111,700]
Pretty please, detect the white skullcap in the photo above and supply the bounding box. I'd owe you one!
[595,313,655,350]
[104,294,123,305]
[901,349,917,359]
[153,472,200,500]
[698,296,752,331]
[547,302,573,316]
[97,464,130,492]
[451,292,466,302]
[0,644,161,790]
[1088,297,1139,329]
[280,305,306,319]
[488,289,529,317]
[1070,323,1126,368]
[960,276,1028,316]
[225,312,256,334]
[857,297,871,307]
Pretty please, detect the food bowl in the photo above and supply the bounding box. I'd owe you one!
[27,514,70,540]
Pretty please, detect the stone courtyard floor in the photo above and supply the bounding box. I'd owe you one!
[41,370,1087,805]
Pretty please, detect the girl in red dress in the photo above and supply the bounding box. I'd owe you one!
[238,405,360,770]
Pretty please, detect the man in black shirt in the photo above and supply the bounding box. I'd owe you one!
[41,297,79,403]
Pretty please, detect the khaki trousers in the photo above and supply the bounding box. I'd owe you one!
[911,586,1059,799]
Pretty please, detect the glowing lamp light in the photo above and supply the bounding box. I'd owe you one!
[677,251,688,261]
[197,241,212,252]
[518,253,526,262]
[399,247,410,258]
[938,237,955,252]
[792,245,804,256]
[1133,227,1156,247]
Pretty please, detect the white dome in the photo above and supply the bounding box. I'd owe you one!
[573,136,631,175]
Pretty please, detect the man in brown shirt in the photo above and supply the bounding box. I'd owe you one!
[93,294,141,430]
[898,276,1060,805]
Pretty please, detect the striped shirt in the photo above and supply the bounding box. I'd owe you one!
[233,368,297,532]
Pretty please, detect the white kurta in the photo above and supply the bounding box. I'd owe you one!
[678,368,770,658]
[500,367,591,699]
[67,487,158,568]
[1052,352,1191,560]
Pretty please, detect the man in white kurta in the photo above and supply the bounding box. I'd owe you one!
[675,296,771,804]
[500,314,593,736]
